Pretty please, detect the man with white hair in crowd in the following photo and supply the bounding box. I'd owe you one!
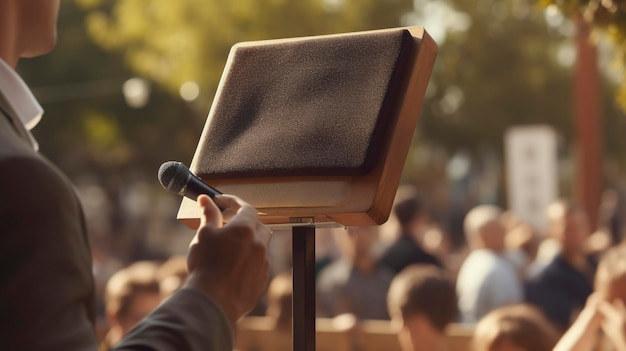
[456,205,523,324]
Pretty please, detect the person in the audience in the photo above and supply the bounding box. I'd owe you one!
[315,227,341,278]
[504,219,539,280]
[265,272,293,333]
[317,226,394,320]
[553,244,626,351]
[472,304,559,351]
[100,261,163,350]
[525,200,595,331]
[156,255,188,298]
[598,189,623,246]
[456,205,523,324]
[422,224,453,262]
[387,264,457,351]
[378,186,442,274]
[236,272,293,351]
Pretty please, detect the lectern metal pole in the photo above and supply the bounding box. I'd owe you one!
[292,226,316,351]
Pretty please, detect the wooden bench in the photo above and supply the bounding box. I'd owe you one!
[235,317,353,351]
[235,317,473,351]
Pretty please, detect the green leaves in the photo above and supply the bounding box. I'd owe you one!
[75,0,413,100]
[542,0,626,109]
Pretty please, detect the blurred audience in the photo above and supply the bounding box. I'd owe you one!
[598,189,623,246]
[91,186,626,351]
[378,187,442,274]
[472,304,559,351]
[456,205,523,324]
[503,217,539,280]
[156,255,188,297]
[91,236,124,336]
[554,244,626,351]
[586,189,623,256]
[265,272,293,333]
[422,224,453,261]
[315,228,341,278]
[525,200,595,331]
[236,272,293,351]
[551,294,604,351]
[317,226,393,320]
[422,224,468,283]
[100,261,163,350]
[589,243,626,350]
[387,264,457,351]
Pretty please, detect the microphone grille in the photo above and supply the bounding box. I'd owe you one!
[158,161,189,193]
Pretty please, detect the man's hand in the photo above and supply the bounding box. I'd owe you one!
[184,194,271,326]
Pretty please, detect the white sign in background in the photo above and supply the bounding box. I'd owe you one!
[505,125,558,232]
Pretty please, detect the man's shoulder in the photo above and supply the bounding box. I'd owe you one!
[0,112,65,186]
[0,155,57,178]
[0,151,75,215]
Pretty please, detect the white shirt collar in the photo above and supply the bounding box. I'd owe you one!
[0,58,43,150]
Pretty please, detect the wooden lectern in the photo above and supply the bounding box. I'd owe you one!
[178,26,437,229]
[176,26,437,351]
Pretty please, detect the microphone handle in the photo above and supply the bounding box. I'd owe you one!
[183,173,223,201]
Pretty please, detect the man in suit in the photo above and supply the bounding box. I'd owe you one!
[317,226,394,320]
[378,188,442,274]
[525,200,595,331]
[0,1,270,350]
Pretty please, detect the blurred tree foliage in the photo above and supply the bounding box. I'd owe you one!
[417,0,576,156]
[15,0,626,245]
[17,2,212,246]
[538,0,626,110]
[71,0,589,156]
[74,0,413,103]
[23,0,626,181]
[415,0,626,166]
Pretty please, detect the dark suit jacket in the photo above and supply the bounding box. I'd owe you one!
[525,254,595,331]
[377,233,442,274]
[0,93,232,350]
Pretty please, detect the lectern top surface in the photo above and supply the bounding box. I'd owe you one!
[193,28,415,178]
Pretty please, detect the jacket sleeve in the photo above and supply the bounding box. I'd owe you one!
[0,155,234,351]
[113,288,234,351]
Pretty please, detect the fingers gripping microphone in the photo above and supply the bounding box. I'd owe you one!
[158,161,222,201]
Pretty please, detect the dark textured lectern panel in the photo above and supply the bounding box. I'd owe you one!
[194,29,414,178]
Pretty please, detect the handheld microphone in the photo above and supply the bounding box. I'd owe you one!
[158,161,222,201]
